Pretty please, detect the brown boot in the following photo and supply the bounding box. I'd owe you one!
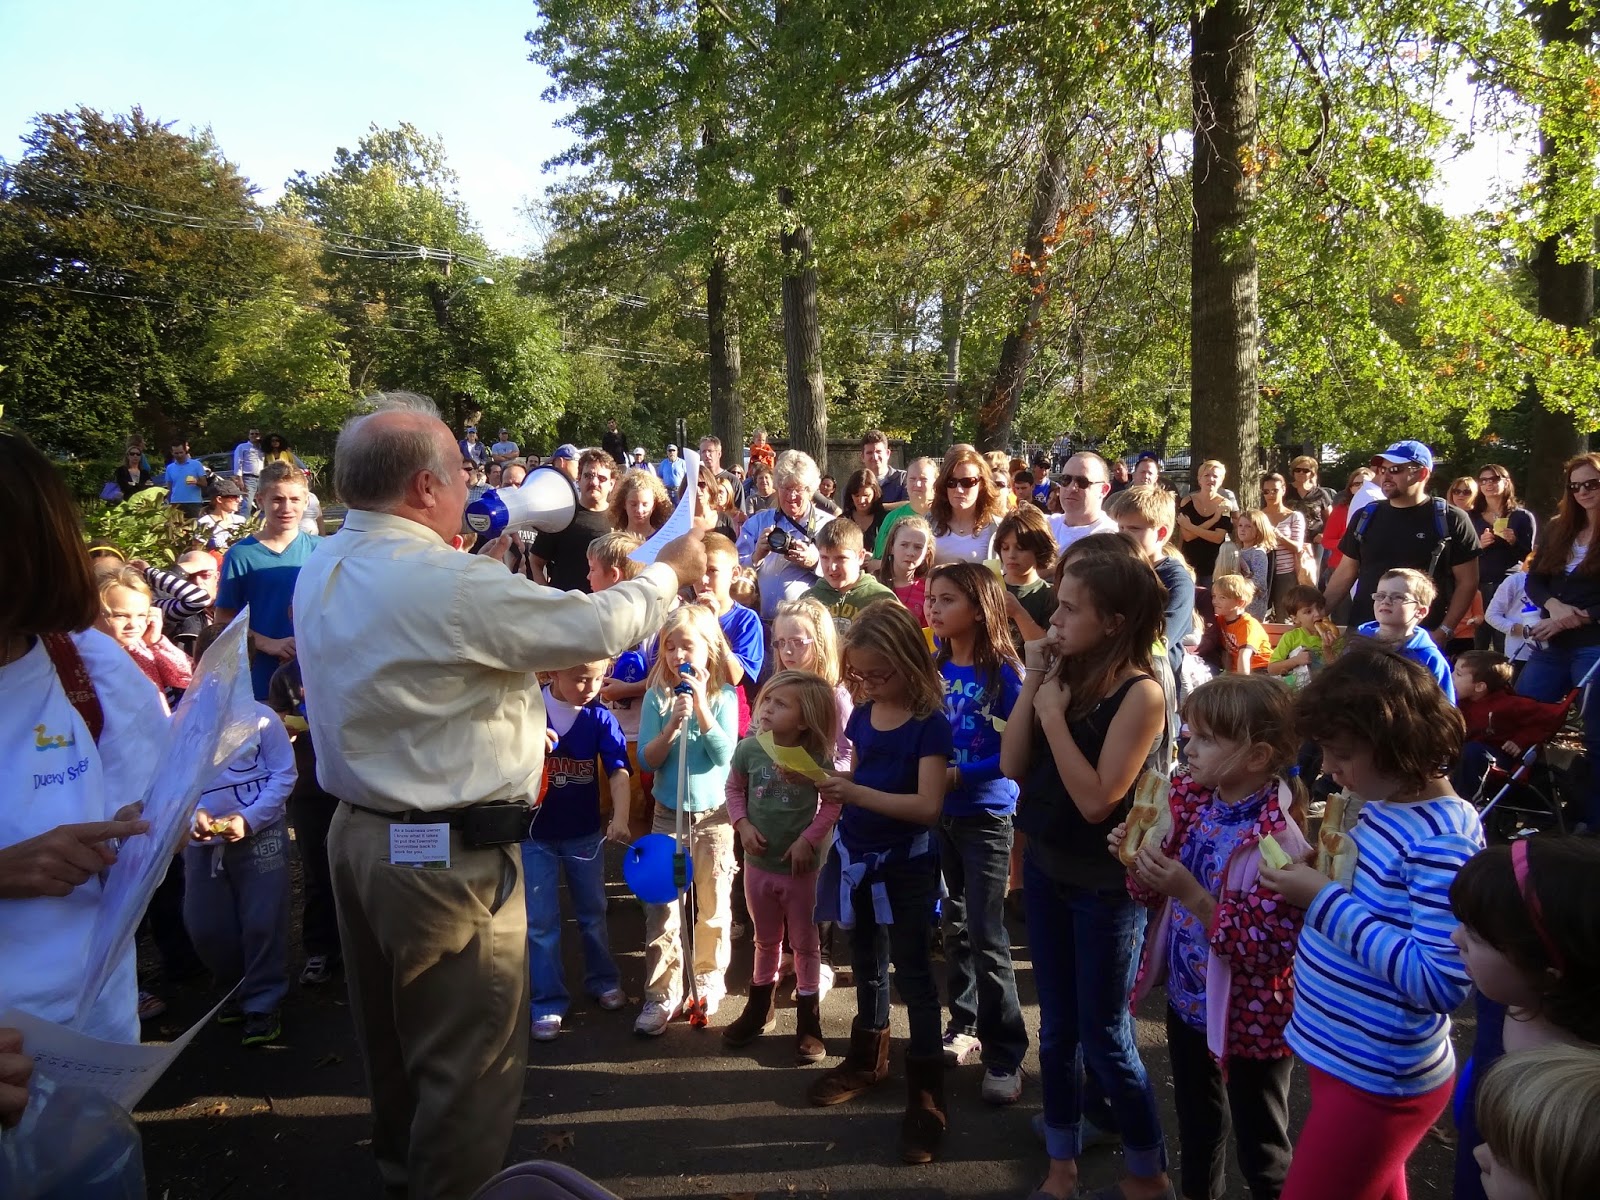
[721,982,777,1047]
[794,992,825,1065]
[899,1053,947,1164]
[807,1020,889,1106]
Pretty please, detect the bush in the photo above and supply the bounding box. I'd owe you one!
[81,487,193,566]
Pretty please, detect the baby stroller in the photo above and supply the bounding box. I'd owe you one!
[1470,656,1600,842]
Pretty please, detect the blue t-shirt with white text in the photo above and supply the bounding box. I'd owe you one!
[530,695,629,841]
[940,660,1021,817]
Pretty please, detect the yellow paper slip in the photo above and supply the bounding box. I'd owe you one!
[756,732,832,784]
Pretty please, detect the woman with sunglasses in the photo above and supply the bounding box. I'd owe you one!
[930,448,1005,564]
[113,446,157,501]
[1470,464,1536,651]
[1516,453,1600,830]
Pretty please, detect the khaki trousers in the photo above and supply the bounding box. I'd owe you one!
[643,803,734,1004]
[328,805,530,1200]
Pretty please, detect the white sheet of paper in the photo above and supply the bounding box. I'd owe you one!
[2,990,237,1113]
[389,823,451,869]
[629,447,700,565]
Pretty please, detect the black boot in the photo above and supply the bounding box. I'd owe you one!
[794,992,825,1065]
[899,1053,947,1164]
[721,981,776,1047]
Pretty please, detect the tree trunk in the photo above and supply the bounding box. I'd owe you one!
[981,141,1069,452]
[1190,0,1262,507]
[779,186,827,463]
[941,285,965,447]
[1526,0,1594,515]
[707,248,743,458]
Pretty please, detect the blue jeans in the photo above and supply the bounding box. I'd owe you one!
[1023,854,1168,1176]
[850,852,942,1056]
[1516,641,1600,828]
[182,818,291,1014]
[937,810,1028,1072]
[521,833,619,1019]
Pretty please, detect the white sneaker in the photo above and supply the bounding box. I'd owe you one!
[633,999,678,1036]
[694,974,726,1017]
[816,963,834,1002]
[595,987,627,1011]
[941,1030,982,1066]
[531,1015,562,1042]
[981,1065,1023,1105]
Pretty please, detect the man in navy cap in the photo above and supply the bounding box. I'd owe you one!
[551,443,579,482]
[1322,439,1480,638]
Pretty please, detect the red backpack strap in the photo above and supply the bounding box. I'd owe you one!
[41,632,105,745]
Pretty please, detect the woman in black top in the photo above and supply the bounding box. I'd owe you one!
[1471,464,1537,650]
[1000,551,1172,1200]
[114,447,156,500]
[1177,460,1233,583]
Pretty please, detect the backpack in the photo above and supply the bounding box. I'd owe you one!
[1351,496,1455,606]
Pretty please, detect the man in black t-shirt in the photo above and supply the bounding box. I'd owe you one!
[601,418,628,466]
[1323,440,1479,636]
[528,449,618,592]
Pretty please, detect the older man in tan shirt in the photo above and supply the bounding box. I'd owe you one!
[294,393,706,1199]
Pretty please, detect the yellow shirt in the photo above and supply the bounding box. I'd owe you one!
[293,509,678,813]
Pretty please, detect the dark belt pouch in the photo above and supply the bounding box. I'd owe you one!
[460,802,533,848]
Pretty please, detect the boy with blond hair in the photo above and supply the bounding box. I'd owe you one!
[588,531,654,832]
[803,518,896,634]
[1107,484,1195,680]
[1211,574,1272,674]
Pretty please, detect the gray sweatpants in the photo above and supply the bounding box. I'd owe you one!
[182,817,291,1014]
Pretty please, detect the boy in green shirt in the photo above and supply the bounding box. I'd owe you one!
[804,518,896,634]
[1266,584,1342,688]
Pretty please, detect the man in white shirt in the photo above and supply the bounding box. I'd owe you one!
[293,392,707,1199]
[232,427,263,511]
[1048,451,1118,554]
[489,427,520,465]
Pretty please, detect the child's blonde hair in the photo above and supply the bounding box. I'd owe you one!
[587,531,643,581]
[646,604,734,693]
[1105,483,1175,535]
[754,669,841,763]
[1212,573,1256,605]
[99,566,152,605]
[1181,674,1308,823]
[1379,567,1437,611]
[877,515,935,585]
[840,601,942,718]
[815,517,865,554]
[772,597,840,685]
[1477,1043,1600,1200]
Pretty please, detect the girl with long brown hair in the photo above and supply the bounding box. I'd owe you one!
[929,447,1005,565]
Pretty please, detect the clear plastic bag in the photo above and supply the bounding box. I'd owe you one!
[0,1074,144,1199]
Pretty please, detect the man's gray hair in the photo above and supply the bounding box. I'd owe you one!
[773,448,820,490]
[335,391,452,511]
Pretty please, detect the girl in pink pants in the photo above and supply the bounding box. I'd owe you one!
[721,670,842,1064]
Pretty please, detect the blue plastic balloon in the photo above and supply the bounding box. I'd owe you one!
[623,832,692,903]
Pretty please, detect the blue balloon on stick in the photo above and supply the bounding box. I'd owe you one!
[623,832,692,903]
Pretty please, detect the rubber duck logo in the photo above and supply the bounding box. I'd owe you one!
[34,724,77,752]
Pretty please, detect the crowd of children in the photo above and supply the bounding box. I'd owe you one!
[86,448,1600,1200]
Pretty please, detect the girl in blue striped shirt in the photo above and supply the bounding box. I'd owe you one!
[1259,644,1483,1200]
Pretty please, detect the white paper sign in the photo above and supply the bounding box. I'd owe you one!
[629,447,700,565]
[2,990,237,1114]
[389,823,451,869]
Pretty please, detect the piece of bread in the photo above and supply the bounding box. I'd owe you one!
[1315,790,1359,884]
[1118,769,1174,866]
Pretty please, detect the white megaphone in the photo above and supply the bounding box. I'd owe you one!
[464,465,578,541]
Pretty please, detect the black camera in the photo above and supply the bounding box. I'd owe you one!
[767,527,790,553]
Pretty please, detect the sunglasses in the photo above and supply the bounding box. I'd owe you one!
[1478,475,1503,485]
[773,636,815,652]
[947,476,982,490]
[1450,487,1473,496]
[1058,474,1104,491]
[1569,479,1600,495]
[1373,462,1418,476]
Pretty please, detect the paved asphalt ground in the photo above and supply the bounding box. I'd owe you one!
[135,844,1463,1200]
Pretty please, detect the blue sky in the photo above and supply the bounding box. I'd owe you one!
[0,0,566,254]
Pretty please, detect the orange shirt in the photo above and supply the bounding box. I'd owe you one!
[1219,611,1272,673]
[748,440,775,470]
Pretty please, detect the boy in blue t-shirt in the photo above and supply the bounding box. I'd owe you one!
[1358,567,1455,701]
[524,659,631,1042]
[697,533,764,715]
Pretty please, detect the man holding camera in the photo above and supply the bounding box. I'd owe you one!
[294,393,709,1199]
[734,448,830,622]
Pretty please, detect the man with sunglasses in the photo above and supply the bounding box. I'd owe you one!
[1047,451,1118,555]
[527,450,618,591]
[1322,440,1480,639]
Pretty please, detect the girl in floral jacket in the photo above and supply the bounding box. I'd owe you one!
[1111,675,1310,1200]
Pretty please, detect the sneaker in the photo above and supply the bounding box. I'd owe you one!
[531,1015,562,1042]
[595,988,627,1011]
[137,990,167,1021]
[816,962,834,1003]
[634,999,678,1036]
[694,974,726,1018]
[215,999,244,1026]
[299,955,336,985]
[941,1029,982,1066]
[982,1066,1024,1105]
[240,1010,282,1047]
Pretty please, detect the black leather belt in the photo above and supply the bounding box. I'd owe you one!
[341,799,532,847]
[341,800,521,828]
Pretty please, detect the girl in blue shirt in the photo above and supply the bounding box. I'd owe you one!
[810,602,953,1165]
[925,562,1028,1104]
[634,605,740,1036]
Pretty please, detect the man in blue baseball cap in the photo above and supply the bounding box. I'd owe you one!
[1322,439,1480,638]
